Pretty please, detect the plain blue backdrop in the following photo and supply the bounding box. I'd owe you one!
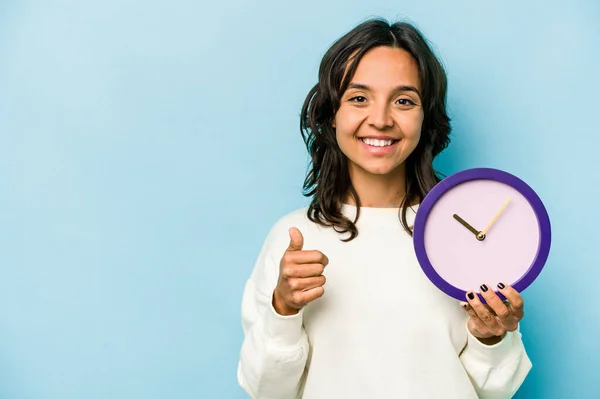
[1,0,599,398]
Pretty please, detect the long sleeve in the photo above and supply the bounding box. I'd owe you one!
[459,324,532,399]
[237,224,310,399]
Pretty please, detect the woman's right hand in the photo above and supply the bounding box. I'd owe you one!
[272,227,328,316]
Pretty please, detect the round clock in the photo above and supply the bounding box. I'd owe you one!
[413,168,551,302]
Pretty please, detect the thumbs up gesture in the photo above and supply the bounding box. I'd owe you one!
[272,227,329,316]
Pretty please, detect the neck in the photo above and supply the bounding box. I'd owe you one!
[346,163,407,208]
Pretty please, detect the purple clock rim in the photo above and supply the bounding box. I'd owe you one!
[413,167,552,302]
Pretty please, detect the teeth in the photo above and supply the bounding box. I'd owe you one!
[360,138,395,147]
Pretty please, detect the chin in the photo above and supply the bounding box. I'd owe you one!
[360,162,403,176]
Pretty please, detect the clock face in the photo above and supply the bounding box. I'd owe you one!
[413,168,551,302]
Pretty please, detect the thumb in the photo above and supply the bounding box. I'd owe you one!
[287,227,304,251]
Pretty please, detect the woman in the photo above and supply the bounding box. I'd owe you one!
[237,18,531,399]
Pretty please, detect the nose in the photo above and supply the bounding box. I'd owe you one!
[367,102,394,130]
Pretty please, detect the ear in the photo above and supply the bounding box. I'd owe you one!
[332,118,336,128]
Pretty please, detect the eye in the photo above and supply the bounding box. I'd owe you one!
[396,98,417,106]
[348,96,367,103]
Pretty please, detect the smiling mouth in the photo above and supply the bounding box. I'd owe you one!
[359,138,400,147]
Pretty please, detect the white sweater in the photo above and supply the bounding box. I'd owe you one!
[237,205,532,399]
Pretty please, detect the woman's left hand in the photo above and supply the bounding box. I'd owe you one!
[461,283,524,343]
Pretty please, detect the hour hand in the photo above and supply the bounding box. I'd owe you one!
[453,214,479,236]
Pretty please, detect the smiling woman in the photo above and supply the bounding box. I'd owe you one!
[299,23,451,240]
[237,17,532,399]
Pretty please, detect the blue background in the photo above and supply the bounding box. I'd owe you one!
[1,0,598,398]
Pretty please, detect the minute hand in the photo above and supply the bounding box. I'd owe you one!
[481,198,511,235]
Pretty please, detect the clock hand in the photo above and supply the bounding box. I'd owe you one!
[453,214,480,236]
[481,198,511,235]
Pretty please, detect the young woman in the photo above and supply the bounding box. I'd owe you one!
[237,18,531,399]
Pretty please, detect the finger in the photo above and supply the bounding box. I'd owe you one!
[282,263,326,278]
[284,250,329,266]
[461,302,490,336]
[479,284,517,330]
[287,275,325,291]
[297,276,326,291]
[460,301,478,318]
[293,286,324,305]
[466,291,506,337]
[497,283,524,320]
[461,302,496,321]
[461,302,494,316]
[287,227,304,251]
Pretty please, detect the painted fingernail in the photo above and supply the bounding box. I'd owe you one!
[497,282,505,289]
[468,292,475,300]
[480,284,488,292]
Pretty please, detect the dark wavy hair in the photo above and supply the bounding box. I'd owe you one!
[300,18,452,241]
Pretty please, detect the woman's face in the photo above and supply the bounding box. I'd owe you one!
[334,46,424,178]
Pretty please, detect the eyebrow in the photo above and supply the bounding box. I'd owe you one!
[347,83,421,98]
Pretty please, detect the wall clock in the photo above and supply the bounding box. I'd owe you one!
[413,168,551,302]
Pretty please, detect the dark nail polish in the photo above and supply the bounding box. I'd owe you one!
[468,292,475,300]
[480,284,488,292]
[497,282,505,289]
